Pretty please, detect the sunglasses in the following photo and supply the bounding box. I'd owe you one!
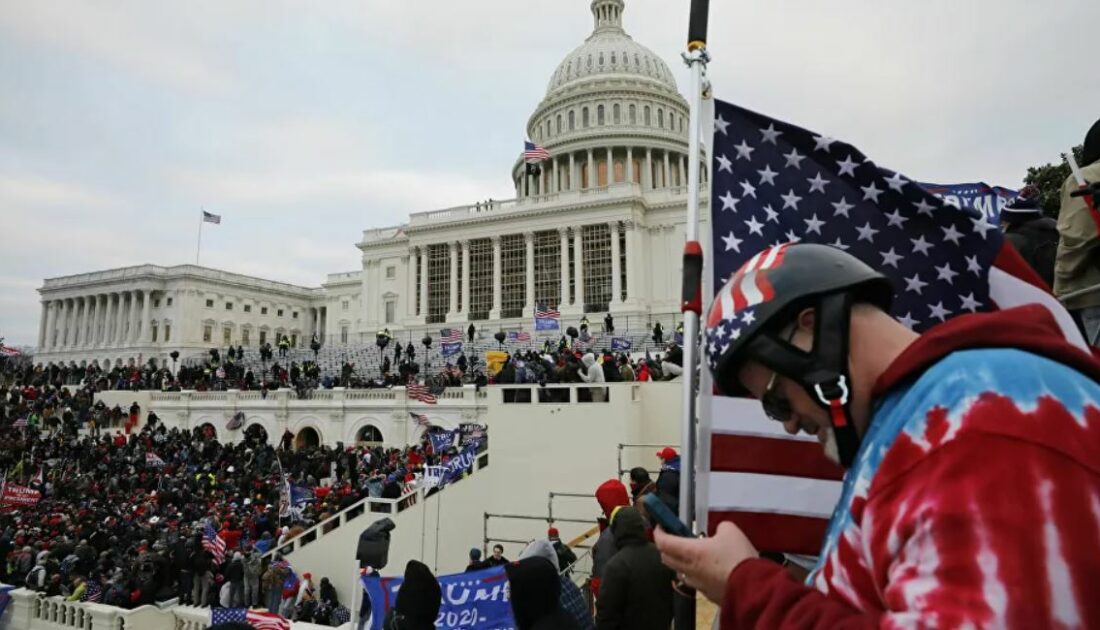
[760,326,797,423]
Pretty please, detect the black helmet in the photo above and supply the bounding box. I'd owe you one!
[704,243,893,466]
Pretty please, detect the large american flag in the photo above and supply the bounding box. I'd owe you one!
[703,99,1084,555]
[210,608,290,630]
[440,328,463,343]
[202,521,226,565]
[407,384,437,405]
[534,304,560,319]
[524,140,551,163]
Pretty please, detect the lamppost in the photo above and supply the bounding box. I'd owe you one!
[422,335,433,372]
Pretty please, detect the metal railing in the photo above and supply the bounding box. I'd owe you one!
[617,442,670,478]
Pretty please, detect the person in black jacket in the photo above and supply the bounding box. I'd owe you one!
[191,545,213,607]
[1001,185,1058,287]
[506,556,582,630]
[595,507,673,630]
[654,447,681,517]
[467,323,476,343]
[226,552,245,607]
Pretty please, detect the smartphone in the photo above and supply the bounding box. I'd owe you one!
[642,494,693,537]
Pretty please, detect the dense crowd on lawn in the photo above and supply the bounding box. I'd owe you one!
[0,376,485,624]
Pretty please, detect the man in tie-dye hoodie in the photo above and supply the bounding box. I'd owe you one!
[657,243,1100,628]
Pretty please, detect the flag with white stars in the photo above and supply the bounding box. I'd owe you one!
[711,99,1016,336]
[702,99,1084,557]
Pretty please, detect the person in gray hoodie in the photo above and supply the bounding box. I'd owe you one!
[576,353,607,402]
[243,550,263,607]
[520,539,595,630]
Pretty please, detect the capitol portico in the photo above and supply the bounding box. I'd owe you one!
[34,0,708,368]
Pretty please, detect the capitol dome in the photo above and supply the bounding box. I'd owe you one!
[546,0,679,96]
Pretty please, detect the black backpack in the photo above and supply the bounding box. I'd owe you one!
[1006,217,1058,288]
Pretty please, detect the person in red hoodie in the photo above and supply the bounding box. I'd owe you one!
[591,479,631,598]
[656,244,1100,628]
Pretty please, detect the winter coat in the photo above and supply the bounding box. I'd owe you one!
[225,558,244,583]
[1004,214,1058,288]
[595,507,673,630]
[506,557,581,630]
[1055,160,1100,308]
[243,553,263,579]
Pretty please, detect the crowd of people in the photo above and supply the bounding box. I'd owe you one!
[0,372,488,625]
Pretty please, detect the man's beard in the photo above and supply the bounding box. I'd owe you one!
[820,426,840,465]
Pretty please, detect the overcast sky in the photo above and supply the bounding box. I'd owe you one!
[2,0,1097,346]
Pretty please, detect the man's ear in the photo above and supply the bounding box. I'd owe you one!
[796,307,816,333]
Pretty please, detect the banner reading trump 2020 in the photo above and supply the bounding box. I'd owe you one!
[361,565,514,630]
[919,182,1017,223]
[0,483,41,507]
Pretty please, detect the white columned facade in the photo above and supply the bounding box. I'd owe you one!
[663,151,671,188]
[569,153,576,191]
[489,235,502,319]
[551,160,558,193]
[37,302,48,349]
[104,294,117,346]
[626,147,634,184]
[680,155,687,187]
[73,297,85,348]
[573,227,585,311]
[606,147,613,183]
[82,296,94,347]
[56,299,68,349]
[645,149,653,190]
[91,295,102,346]
[460,240,471,316]
[586,149,595,189]
[609,221,622,307]
[418,248,429,321]
[447,241,459,321]
[44,301,56,349]
[558,228,570,308]
[127,291,139,344]
[624,221,640,307]
[140,290,152,343]
[523,232,535,316]
[406,249,418,318]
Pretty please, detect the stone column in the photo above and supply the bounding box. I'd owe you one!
[127,291,139,344]
[447,242,459,319]
[607,147,614,184]
[104,294,116,346]
[551,160,558,193]
[558,228,570,307]
[524,231,535,316]
[406,250,417,318]
[663,151,671,189]
[72,297,84,348]
[573,227,585,311]
[645,148,653,190]
[82,296,94,347]
[37,301,48,349]
[610,221,622,305]
[586,148,595,189]
[568,152,576,191]
[680,155,688,187]
[626,147,634,184]
[490,235,502,319]
[141,290,152,343]
[43,301,55,350]
[624,221,637,304]
[461,240,471,316]
[90,295,101,346]
[419,247,429,320]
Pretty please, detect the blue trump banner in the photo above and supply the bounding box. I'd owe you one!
[610,337,632,352]
[441,341,463,358]
[361,565,514,630]
[440,440,481,487]
[429,430,457,453]
[534,316,560,332]
[919,182,1017,223]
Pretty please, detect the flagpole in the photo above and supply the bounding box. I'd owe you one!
[676,1,710,628]
[196,208,204,265]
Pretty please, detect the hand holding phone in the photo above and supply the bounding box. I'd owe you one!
[642,493,693,537]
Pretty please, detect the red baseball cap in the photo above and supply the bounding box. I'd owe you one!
[656,447,678,460]
[548,527,560,539]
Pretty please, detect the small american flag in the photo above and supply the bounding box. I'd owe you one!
[12,418,27,428]
[534,304,560,319]
[524,140,551,163]
[410,412,431,427]
[508,331,531,342]
[145,452,166,467]
[440,328,463,343]
[210,608,289,630]
[82,580,102,603]
[407,384,437,405]
[202,210,221,224]
[202,521,226,565]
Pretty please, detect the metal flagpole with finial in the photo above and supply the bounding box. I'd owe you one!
[676,0,710,628]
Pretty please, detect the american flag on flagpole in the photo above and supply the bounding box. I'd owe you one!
[440,328,463,343]
[210,608,289,630]
[702,99,1085,555]
[202,521,226,565]
[202,210,221,224]
[524,140,551,163]
[534,304,560,319]
[410,412,431,428]
[407,383,438,405]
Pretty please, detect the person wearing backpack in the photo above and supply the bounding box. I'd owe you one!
[1001,185,1057,287]
[26,551,49,591]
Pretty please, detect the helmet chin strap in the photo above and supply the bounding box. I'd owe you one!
[745,292,862,468]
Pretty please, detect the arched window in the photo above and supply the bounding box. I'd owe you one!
[611,52,617,65]
[613,103,621,124]
[569,110,576,131]
[583,107,590,128]
[644,106,651,126]
[597,104,605,125]
[556,115,562,134]
[599,53,604,66]
[629,104,636,124]
[587,54,593,68]
[634,54,640,67]
[658,108,664,128]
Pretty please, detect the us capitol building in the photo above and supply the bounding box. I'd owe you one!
[33,0,709,369]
